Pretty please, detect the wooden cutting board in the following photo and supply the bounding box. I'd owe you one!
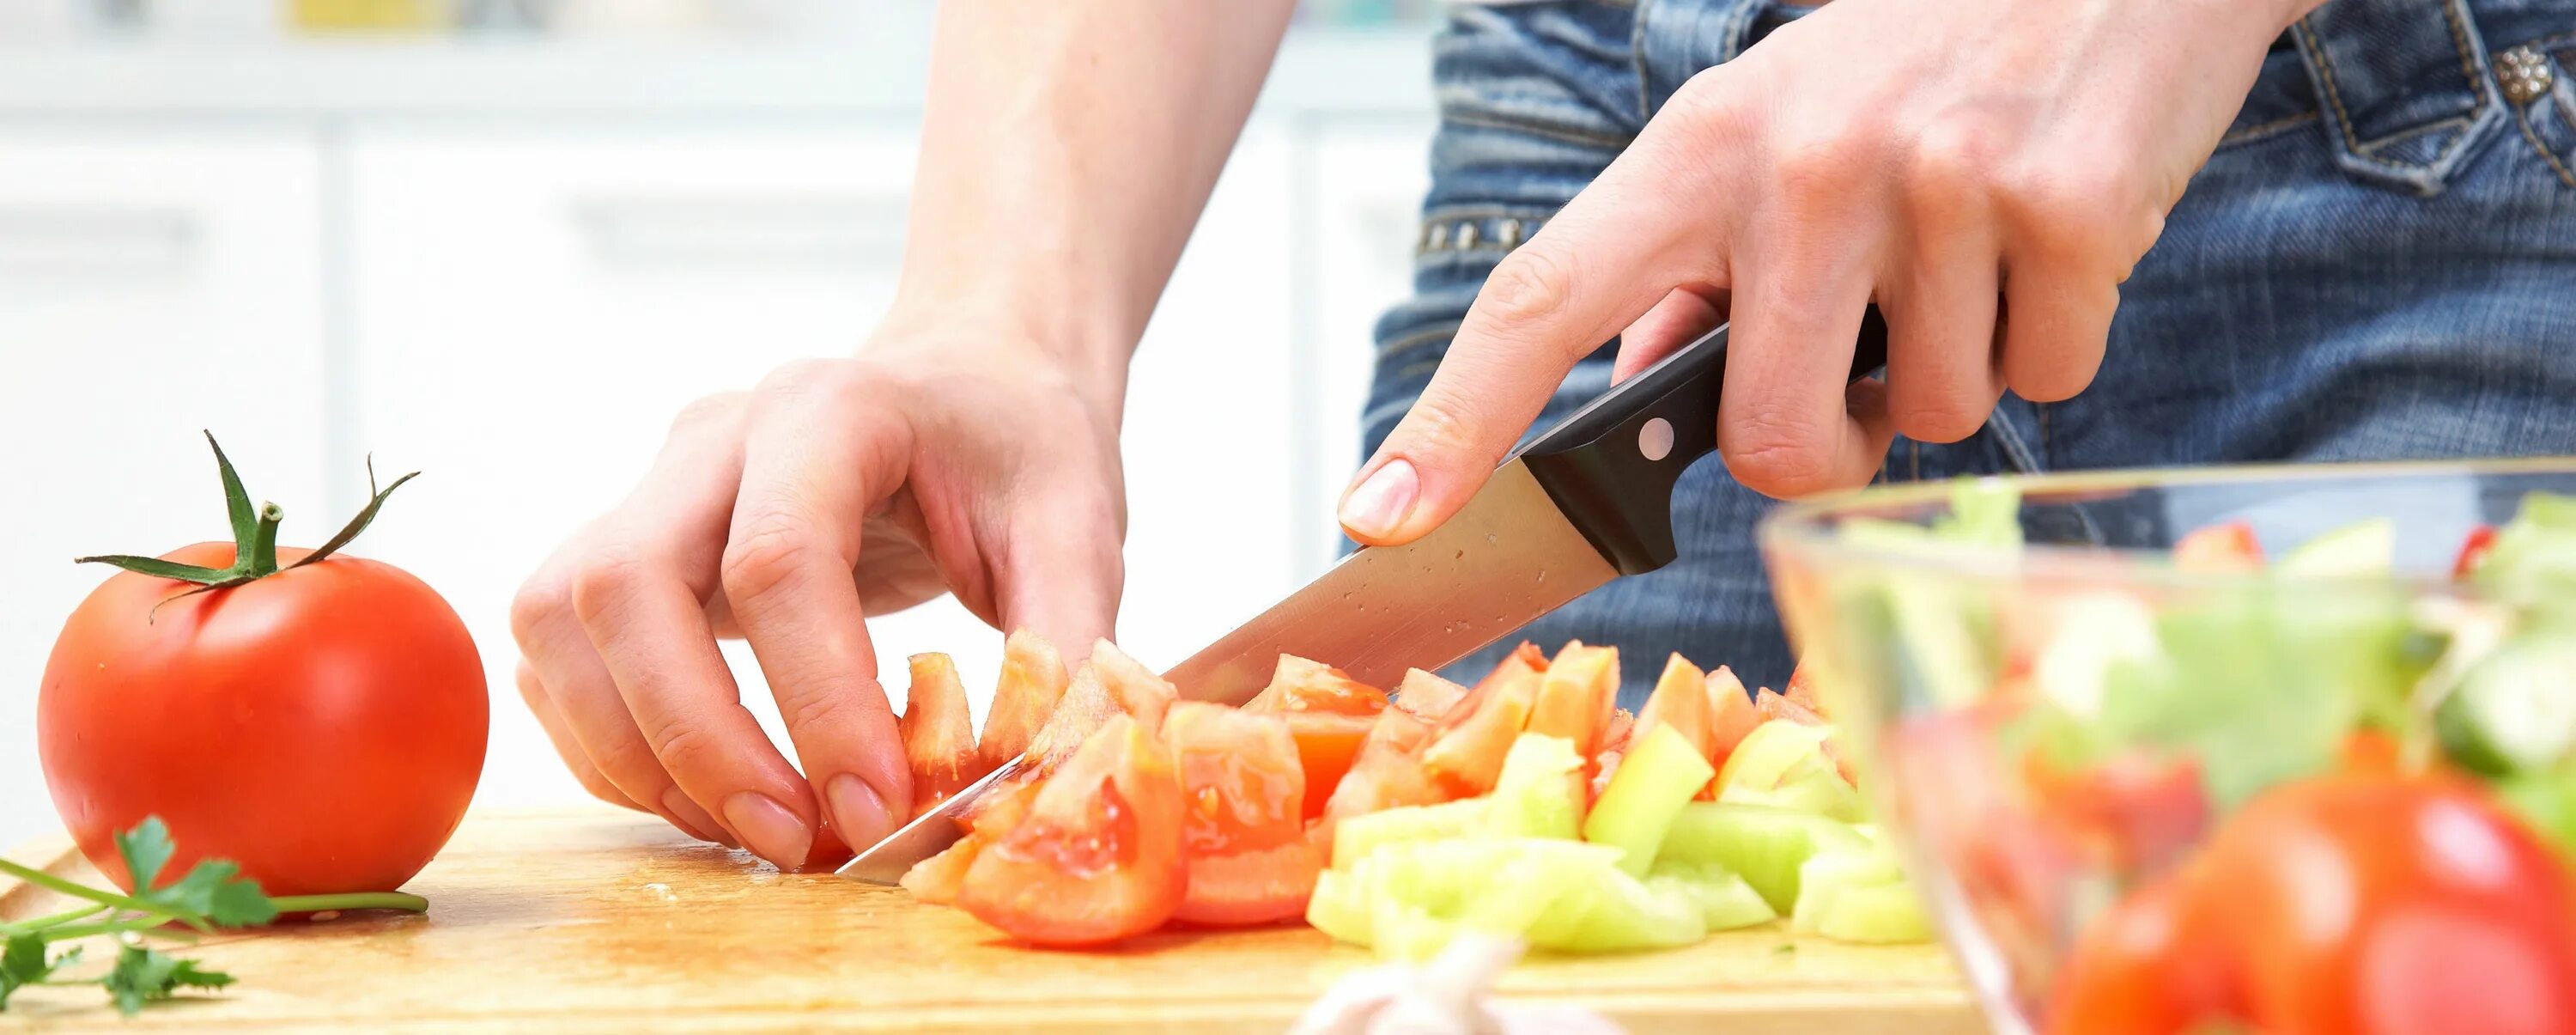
[0,807,1983,1033]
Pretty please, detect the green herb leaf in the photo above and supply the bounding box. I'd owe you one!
[115,818,176,894]
[138,860,276,928]
[104,946,181,1016]
[1,933,47,1007]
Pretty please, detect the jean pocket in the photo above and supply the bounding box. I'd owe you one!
[1432,1,1643,149]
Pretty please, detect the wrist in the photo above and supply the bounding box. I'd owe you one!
[868,293,1134,411]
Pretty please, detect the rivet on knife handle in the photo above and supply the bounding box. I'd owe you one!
[1515,306,1893,575]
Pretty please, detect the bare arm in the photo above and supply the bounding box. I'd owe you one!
[884,0,1300,404]
[511,2,1298,871]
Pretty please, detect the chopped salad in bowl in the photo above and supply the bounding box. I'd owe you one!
[1760,460,2576,1035]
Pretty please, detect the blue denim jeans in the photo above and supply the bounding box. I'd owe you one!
[1364,0,2576,705]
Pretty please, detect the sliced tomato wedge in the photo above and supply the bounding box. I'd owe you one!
[1526,642,1619,758]
[1091,641,1178,731]
[902,776,1044,906]
[1284,711,1376,817]
[1755,686,1858,785]
[1393,667,1469,723]
[1247,655,1390,716]
[2026,750,2210,875]
[2454,524,2499,580]
[1781,662,1827,719]
[979,630,1070,771]
[2174,520,2263,574]
[955,714,1186,947]
[898,652,989,819]
[1706,665,1762,771]
[1315,706,1446,841]
[1421,647,1543,796]
[1163,702,1315,925]
[1634,653,1716,799]
[1590,706,1639,802]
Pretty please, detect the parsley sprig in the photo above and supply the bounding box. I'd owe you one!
[0,817,427,1015]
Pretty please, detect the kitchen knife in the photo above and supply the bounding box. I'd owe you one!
[841,309,1891,884]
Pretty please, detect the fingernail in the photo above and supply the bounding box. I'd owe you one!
[826,774,896,854]
[659,788,737,848]
[721,792,812,868]
[1340,459,1419,540]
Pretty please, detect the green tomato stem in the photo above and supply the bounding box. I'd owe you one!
[268,892,429,915]
[245,502,284,576]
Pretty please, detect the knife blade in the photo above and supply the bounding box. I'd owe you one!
[840,309,1890,884]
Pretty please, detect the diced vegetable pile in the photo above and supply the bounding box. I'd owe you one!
[1830,481,2576,1034]
[892,636,1932,956]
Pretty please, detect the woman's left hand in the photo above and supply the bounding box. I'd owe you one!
[1338,0,2319,541]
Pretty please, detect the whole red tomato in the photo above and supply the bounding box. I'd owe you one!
[2197,773,2576,1035]
[38,440,486,899]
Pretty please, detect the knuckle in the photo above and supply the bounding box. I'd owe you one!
[1888,396,1984,445]
[635,714,725,782]
[775,682,863,738]
[719,514,814,610]
[1772,129,1876,210]
[1722,406,1834,496]
[566,541,653,626]
[1905,117,2003,214]
[1996,161,2134,262]
[1477,247,1574,328]
[667,392,749,436]
[508,574,572,650]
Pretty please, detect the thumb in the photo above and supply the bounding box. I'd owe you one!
[1338,323,1592,547]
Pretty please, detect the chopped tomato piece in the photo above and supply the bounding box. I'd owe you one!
[899,835,980,906]
[1091,641,1177,731]
[1635,654,1716,799]
[1315,707,1446,842]
[2046,874,2239,1035]
[955,715,1186,947]
[1421,649,1543,796]
[1590,707,1638,803]
[898,653,989,819]
[1247,655,1390,716]
[2026,750,2210,875]
[1527,642,1619,758]
[2174,520,2263,574]
[979,630,1070,771]
[1782,662,1827,719]
[1756,686,1858,785]
[1706,666,1761,770]
[1025,663,1124,770]
[1393,667,1469,723]
[1284,711,1376,817]
[1162,702,1314,925]
[2454,524,2499,580]
[1636,654,1715,755]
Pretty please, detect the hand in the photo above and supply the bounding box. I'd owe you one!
[509,328,1127,870]
[1338,0,2311,542]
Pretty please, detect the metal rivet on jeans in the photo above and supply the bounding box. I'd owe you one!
[1455,221,1479,250]
[1497,218,1522,249]
[1423,222,1448,251]
[2499,47,2555,106]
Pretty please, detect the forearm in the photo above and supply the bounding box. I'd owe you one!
[882,0,1297,399]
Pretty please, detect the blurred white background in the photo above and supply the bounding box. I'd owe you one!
[0,0,1439,851]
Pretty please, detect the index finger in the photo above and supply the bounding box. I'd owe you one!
[1339,127,1723,545]
[720,365,918,860]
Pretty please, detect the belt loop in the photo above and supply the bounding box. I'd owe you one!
[2293,0,2506,196]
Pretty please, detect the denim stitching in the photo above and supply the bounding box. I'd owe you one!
[2512,100,2576,188]
[2216,110,2322,148]
[1439,109,1637,149]
[2297,3,2491,175]
[2439,0,2482,86]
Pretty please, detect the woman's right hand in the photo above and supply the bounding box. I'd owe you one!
[508,326,1128,870]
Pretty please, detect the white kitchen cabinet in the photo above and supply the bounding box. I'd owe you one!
[345,124,1302,810]
[1297,119,1436,575]
[0,127,329,849]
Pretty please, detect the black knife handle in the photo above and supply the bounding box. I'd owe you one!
[1516,306,1892,575]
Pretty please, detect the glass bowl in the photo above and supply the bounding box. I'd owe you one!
[1759,459,2576,1033]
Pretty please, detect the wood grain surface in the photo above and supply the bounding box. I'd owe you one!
[0,807,1984,1032]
